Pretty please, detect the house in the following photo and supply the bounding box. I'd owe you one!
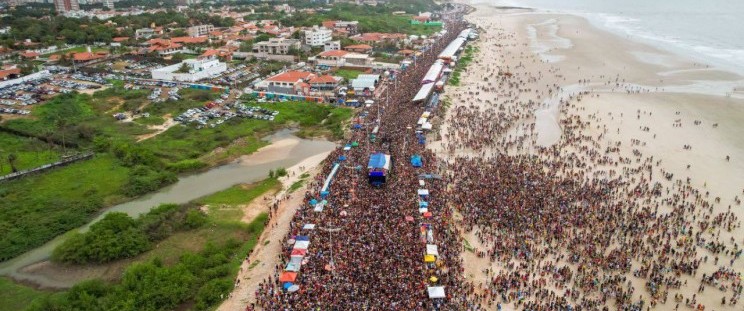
[187,24,214,37]
[251,38,301,62]
[72,51,108,63]
[321,20,360,36]
[151,57,227,82]
[112,36,130,42]
[257,70,316,94]
[142,39,184,55]
[0,67,21,81]
[171,36,209,45]
[351,32,407,44]
[310,50,373,69]
[308,75,341,90]
[324,40,341,52]
[19,51,40,60]
[397,49,416,57]
[200,49,233,61]
[344,44,373,53]
[304,26,332,47]
[135,28,156,39]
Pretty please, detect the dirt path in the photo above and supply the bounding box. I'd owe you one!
[136,114,176,142]
[217,152,330,311]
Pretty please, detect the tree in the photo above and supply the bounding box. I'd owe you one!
[7,153,18,173]
[176,62,190,73]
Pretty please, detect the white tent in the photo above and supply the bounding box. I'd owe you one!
[413,83,435,102]
[427,286,446,299]
[426,244,439,256]
[302,224,316,230]
[418,189,430,196]
[422,122,433,130]
[293,241,310,250]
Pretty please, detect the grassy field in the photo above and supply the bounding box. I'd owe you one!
[449,45,477,86]
[0,88,350,262]
[0,278,56,311]
[0,132,61,175]
[22,179,278,311]
[334,69,364,81]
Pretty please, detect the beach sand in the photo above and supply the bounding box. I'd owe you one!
[438,1,744,309]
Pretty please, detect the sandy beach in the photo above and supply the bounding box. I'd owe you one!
[434,1,744,309]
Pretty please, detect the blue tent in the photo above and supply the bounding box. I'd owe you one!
[339,155,347,161]
[352,124,362,129]
[411,155,423,167]
[283,282,293,290]
[295,235,310,241]
[320,191,330,198]
[419,201,429,208]
[309,199,318,206]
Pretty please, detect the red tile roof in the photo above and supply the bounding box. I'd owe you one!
[113,37,130,42]
[308,75,337,84]
[73,51,108,62]
[171,36,209,44]
[344,44,373,51]
[0,68,21,80]
[267,70,315,83]
[319,50,349,57]
[20,51,40,58]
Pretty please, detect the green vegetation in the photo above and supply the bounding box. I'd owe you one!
[52,204,207,264]
[449,45,478,86]
[279,3,441,36]
[0,132,61,175]
[0,87,350,262]
[197,179,280,206]
[334,69,364,81]
[0,277,55,311]
[28,179,276,311]
[289,172,311,193]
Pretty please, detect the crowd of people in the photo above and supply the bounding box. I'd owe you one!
[439,14,742,311]
[248,5,744,311]
[251,6,477,310]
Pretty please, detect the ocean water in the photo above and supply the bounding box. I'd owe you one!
[476,0,744,75]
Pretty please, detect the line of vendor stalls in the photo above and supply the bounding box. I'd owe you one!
[413,28,476,106]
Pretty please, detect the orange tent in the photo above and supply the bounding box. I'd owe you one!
[279,272,297,282]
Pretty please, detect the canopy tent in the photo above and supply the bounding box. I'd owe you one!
[438,37,466,60]
[367,153,391,170]
[419,201,429,208]
[424,254,436,263]
[411,155,423,167]
[291,249,307,256]
[421,60,444,84]
[295,235,310,241]
[321,163,340,197]
[419,180,426,187]
[413,83,435,102]
[418,189,430,197]
[426,244,439,256]
[293,241,310,250]
[283,282,293,290]
[422,122,433,130]
[302,224,316,230]
[279,272,297,282]
[427,286,446,299]
[419,207,428,214]
[285,256,303,272]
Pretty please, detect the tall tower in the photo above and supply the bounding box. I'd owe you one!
[104,0,114,10]
[54,0,80,13]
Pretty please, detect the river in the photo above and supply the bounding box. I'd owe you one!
[0,130,335,288]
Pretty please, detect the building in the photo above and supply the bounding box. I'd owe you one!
[54,0,79,13]
[251,38,301,61]
[324,40,341,52]
[103,0,114,10]
[344,44,373,53]
[321,20,359,35]
[256,70,314,94]
[304,26,332,47]
[310,50,373,69]
[135,28,155,39]
[187,24,214,38]
[151,57,227,82]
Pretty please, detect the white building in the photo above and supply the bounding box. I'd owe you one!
[187,24,214,37]
[304,26,332,47]
[324,40,341,52]
[151,58,227,82]
[103,0,114,10]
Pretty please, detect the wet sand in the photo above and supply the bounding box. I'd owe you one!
[436,1,744,309]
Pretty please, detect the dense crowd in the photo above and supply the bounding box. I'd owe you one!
[252,8,475,310]
[441,17,742,311]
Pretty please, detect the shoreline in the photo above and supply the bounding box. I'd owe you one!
[440,1,743,309]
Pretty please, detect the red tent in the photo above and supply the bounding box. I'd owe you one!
[291,249,307,256]
[279,272,297,282]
